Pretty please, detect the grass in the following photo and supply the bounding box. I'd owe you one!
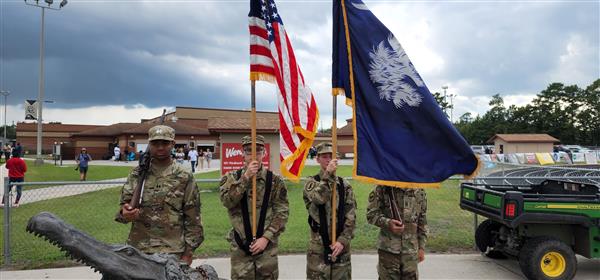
[1,166,477,269]
[1,162,133,191]
[23,163,133,182]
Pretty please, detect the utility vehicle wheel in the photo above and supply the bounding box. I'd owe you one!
[518,237,577,280]
[475,219,506,259]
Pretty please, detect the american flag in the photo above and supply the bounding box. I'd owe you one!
[249,0,319,180]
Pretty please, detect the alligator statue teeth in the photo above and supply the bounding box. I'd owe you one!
[26,212,220,280]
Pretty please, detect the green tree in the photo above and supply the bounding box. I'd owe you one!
[432,91,452,118]
[579,79,600,145]
[1,124,16,140]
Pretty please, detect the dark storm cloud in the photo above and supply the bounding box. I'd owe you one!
[0,0,597,121]
[416,1,599,96]
[1,1,256,108]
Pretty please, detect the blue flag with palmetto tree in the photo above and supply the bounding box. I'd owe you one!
[332,0,479,188]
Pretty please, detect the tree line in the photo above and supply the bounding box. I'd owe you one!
[435,79,600,146]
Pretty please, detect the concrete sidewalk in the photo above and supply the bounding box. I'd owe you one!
[1,254,598,279]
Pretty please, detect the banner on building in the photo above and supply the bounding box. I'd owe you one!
[25,100,38,120]
[221,143,271,175]
[496,154,505,162]
[535,153,554,165]
[572,152,585,163]
[507,154,519,164]
[584,152,597,164]
[525,153,538,164]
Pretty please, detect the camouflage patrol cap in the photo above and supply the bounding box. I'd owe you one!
[316,142,334,155]
[148,125,175,141]
[241,135,265,146]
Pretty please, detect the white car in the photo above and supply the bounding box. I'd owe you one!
[563,145,590,153]
[471,145,485,155]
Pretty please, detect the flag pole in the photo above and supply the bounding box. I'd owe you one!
[251,80,257,240]
[331,94,338,245]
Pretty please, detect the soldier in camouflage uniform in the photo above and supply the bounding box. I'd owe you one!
[366,185,428,280]
[219,135,289,280]
[116,125,204,266]
[304,142,356,280]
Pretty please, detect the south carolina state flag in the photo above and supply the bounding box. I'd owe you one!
[333,0,479,188]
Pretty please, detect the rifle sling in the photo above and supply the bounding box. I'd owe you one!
[234,169,273,256]
[307,175,345,264]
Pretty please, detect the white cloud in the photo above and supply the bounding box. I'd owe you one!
[5,104,167,125]
[369,3,445,77]
[504,94,537,108]
[546,34,599,86]
[453,93,537,121]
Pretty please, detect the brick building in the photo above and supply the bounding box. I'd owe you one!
[16,106,280,169]
[15,123,104,158]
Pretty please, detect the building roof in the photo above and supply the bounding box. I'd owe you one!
[123,122,210,135]
[144,106,278,123]
[337,118,354,136]
[208,117,279,132]
[487,134,560,143]
[176,106,278,115]
[73,123,140,136]
[16,122,103,133]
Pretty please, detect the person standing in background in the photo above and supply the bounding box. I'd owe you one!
[198,149,205,170]
[1,151,27,207]
[188,147,199,173]
[75,148,92,181]
[205,149,213,169]
[114,145,121,161]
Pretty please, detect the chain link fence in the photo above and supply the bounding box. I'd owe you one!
[2,163,597,269]
[1,176,479,269]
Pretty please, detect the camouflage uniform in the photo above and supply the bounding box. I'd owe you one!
[366,185,428,280]
[304,168,356,280]
[116,125,204,257]
[219,135,289,280]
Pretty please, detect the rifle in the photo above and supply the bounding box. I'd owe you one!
[386,187,402,224]
[128,109,167,210]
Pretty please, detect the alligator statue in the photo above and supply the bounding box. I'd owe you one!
[26,212,220,280]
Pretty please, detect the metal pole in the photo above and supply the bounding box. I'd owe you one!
[3,94,6,143]
[450,94,455,123]
[3,177,11,265]
[250,80,257,239]
[35,7,46,166]
[1,91,9,145]
[442,85,448,117]
[331,95,337,244]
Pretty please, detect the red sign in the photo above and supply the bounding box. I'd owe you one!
[221,143,271,175]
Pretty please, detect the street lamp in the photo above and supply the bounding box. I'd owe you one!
[24,0,68,165]
[449,93,456,123]
[0,90,9,146]
[441,85,448,117]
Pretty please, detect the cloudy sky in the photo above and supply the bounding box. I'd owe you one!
[0,0,598,128]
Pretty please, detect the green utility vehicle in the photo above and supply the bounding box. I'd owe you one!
[460,180,600,280]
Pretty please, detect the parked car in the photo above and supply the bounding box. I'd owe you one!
[563,145,590,154]
[471,145,485,155]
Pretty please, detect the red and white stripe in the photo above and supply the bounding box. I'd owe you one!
[249,16,319,179]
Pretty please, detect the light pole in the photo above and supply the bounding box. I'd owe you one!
[441,85,448,117]
[0,90,9,145]
[25,0,68,165]
[449,93,456,123]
